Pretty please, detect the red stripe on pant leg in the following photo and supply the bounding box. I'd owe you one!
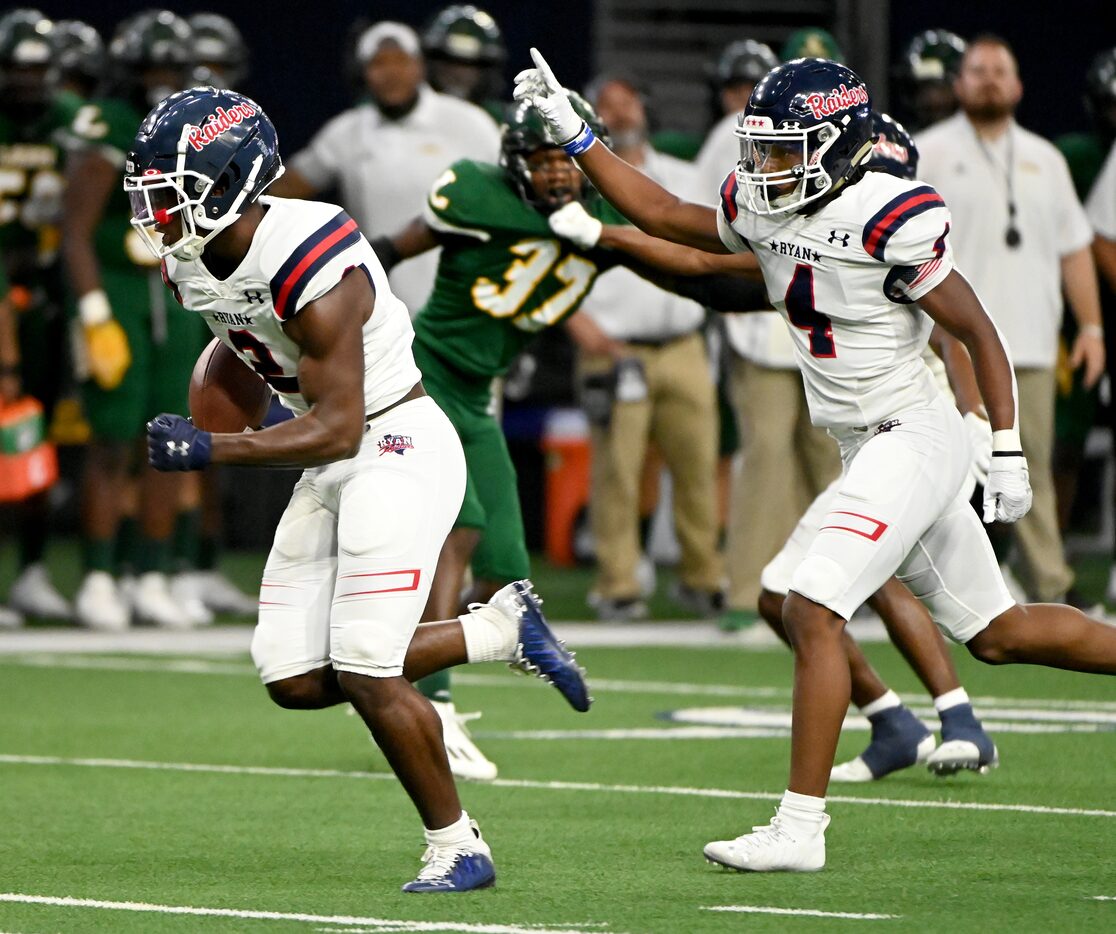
[819,510,889,541]
[335,568,421,598]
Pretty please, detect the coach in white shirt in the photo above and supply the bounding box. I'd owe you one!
[273,21,500,313]
[566,74,723,620]
[693,56,840,625]
[918,36,1105,606]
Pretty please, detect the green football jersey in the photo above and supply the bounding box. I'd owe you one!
[59,95,160,274]
[412,159,626,381]
[0,90,82,284]
[1055,132,1108,202]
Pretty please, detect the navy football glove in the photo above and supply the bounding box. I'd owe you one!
[146,414,212,471]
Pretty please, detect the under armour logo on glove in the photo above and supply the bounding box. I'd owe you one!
[146,414,212,471]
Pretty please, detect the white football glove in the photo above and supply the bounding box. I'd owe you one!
[963,410,993,487]
[513,48,585,146]
[982,429,1032,524]
[548,202,602,249]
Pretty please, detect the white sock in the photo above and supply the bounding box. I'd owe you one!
[933,687,970,713]
[425,810,475,847]
[860,689,902,718]
[459,604,518,663]
[777,790,827,834]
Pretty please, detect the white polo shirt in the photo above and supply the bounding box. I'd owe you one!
[1086,140,1116,239]
[694,111,796,368]
[580,147,707,341]
[289,84,501,313]
[917,112,1093,368]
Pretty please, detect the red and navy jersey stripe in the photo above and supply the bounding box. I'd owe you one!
[720,171,740,224]
[861,185,945,261]
[160,259,183,305]
[270,210,361,319]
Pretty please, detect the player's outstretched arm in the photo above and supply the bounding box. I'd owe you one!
[209,270,370,467]
[598,224,760,277]
[515,48,726,254]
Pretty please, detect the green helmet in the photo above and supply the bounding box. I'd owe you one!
[898,29,966,84]
[780,27,844,64]
[893,29,966,130]
[188,12,249,89]
[709,38,779,89]
[108,9,193,109]
[1085,46,1116,141]
[0,9,55,112]
[52,19,105,94]
[422,4,505,66]
[500,92,607,211]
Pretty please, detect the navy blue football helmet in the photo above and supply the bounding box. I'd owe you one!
[124,86,284,261]
[866,110,918,179]
[734,58,874,214]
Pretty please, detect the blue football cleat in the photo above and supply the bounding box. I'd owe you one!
[831,704,935,782]
[497,579,592,712]
[401,824,496,893]
[927,703,999,776]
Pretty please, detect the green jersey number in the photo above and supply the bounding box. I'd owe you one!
[471,238,596,333]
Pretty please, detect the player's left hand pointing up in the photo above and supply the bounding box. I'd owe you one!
[513,48,583,146]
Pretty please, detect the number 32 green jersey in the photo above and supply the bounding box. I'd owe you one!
[412,159,626,382]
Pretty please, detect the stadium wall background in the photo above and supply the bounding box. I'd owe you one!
[31,1,1113,151]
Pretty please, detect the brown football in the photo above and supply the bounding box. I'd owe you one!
[189,338,271,433]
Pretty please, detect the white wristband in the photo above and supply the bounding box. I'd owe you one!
[991,428,1023,454]
[1080,323,1104,339]
[78,289,112,326]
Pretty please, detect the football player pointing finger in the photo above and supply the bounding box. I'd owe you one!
[516,50,1116,871]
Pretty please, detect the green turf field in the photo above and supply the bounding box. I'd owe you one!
[2,628,1115,932]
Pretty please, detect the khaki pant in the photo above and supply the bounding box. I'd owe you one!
[583,333,722,600]
[1013,367,1074,600]
[725,358,841,611]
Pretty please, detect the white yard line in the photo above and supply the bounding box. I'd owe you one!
[702,905,898,920]
[0,894,615,934]
[2,754,1114,819]
[7,653,1116,715]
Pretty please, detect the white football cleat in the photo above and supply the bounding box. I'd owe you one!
[74,571,130,632]
[0,604,25,629]
[132,572,195,629]
[926,739,1000,776]
[432,701,498,782]
[704,812,829,872]
[170,573,215,626]
[8,563,73,619]
[191,569,258,616]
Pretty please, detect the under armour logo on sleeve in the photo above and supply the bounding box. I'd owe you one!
[828,230,850,247]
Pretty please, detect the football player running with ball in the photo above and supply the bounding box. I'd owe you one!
[515,52,1116,871]
[127,87,590,893]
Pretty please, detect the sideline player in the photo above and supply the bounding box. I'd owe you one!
[127,87,590,892]
[515,51,1116,871]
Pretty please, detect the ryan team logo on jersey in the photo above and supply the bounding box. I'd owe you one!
[378,433,415,456]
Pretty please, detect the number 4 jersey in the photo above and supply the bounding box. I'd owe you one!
[717,169,954,429]
[163,196,420,418]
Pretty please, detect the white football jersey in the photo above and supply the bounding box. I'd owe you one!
[716,170,954,428]
[164,196,420,418]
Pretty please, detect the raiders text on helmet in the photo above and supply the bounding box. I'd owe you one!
[123,86,283,261]
[734,57,874,215]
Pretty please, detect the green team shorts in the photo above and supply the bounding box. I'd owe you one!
[81,267,209,442]
[414,340,531,583]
